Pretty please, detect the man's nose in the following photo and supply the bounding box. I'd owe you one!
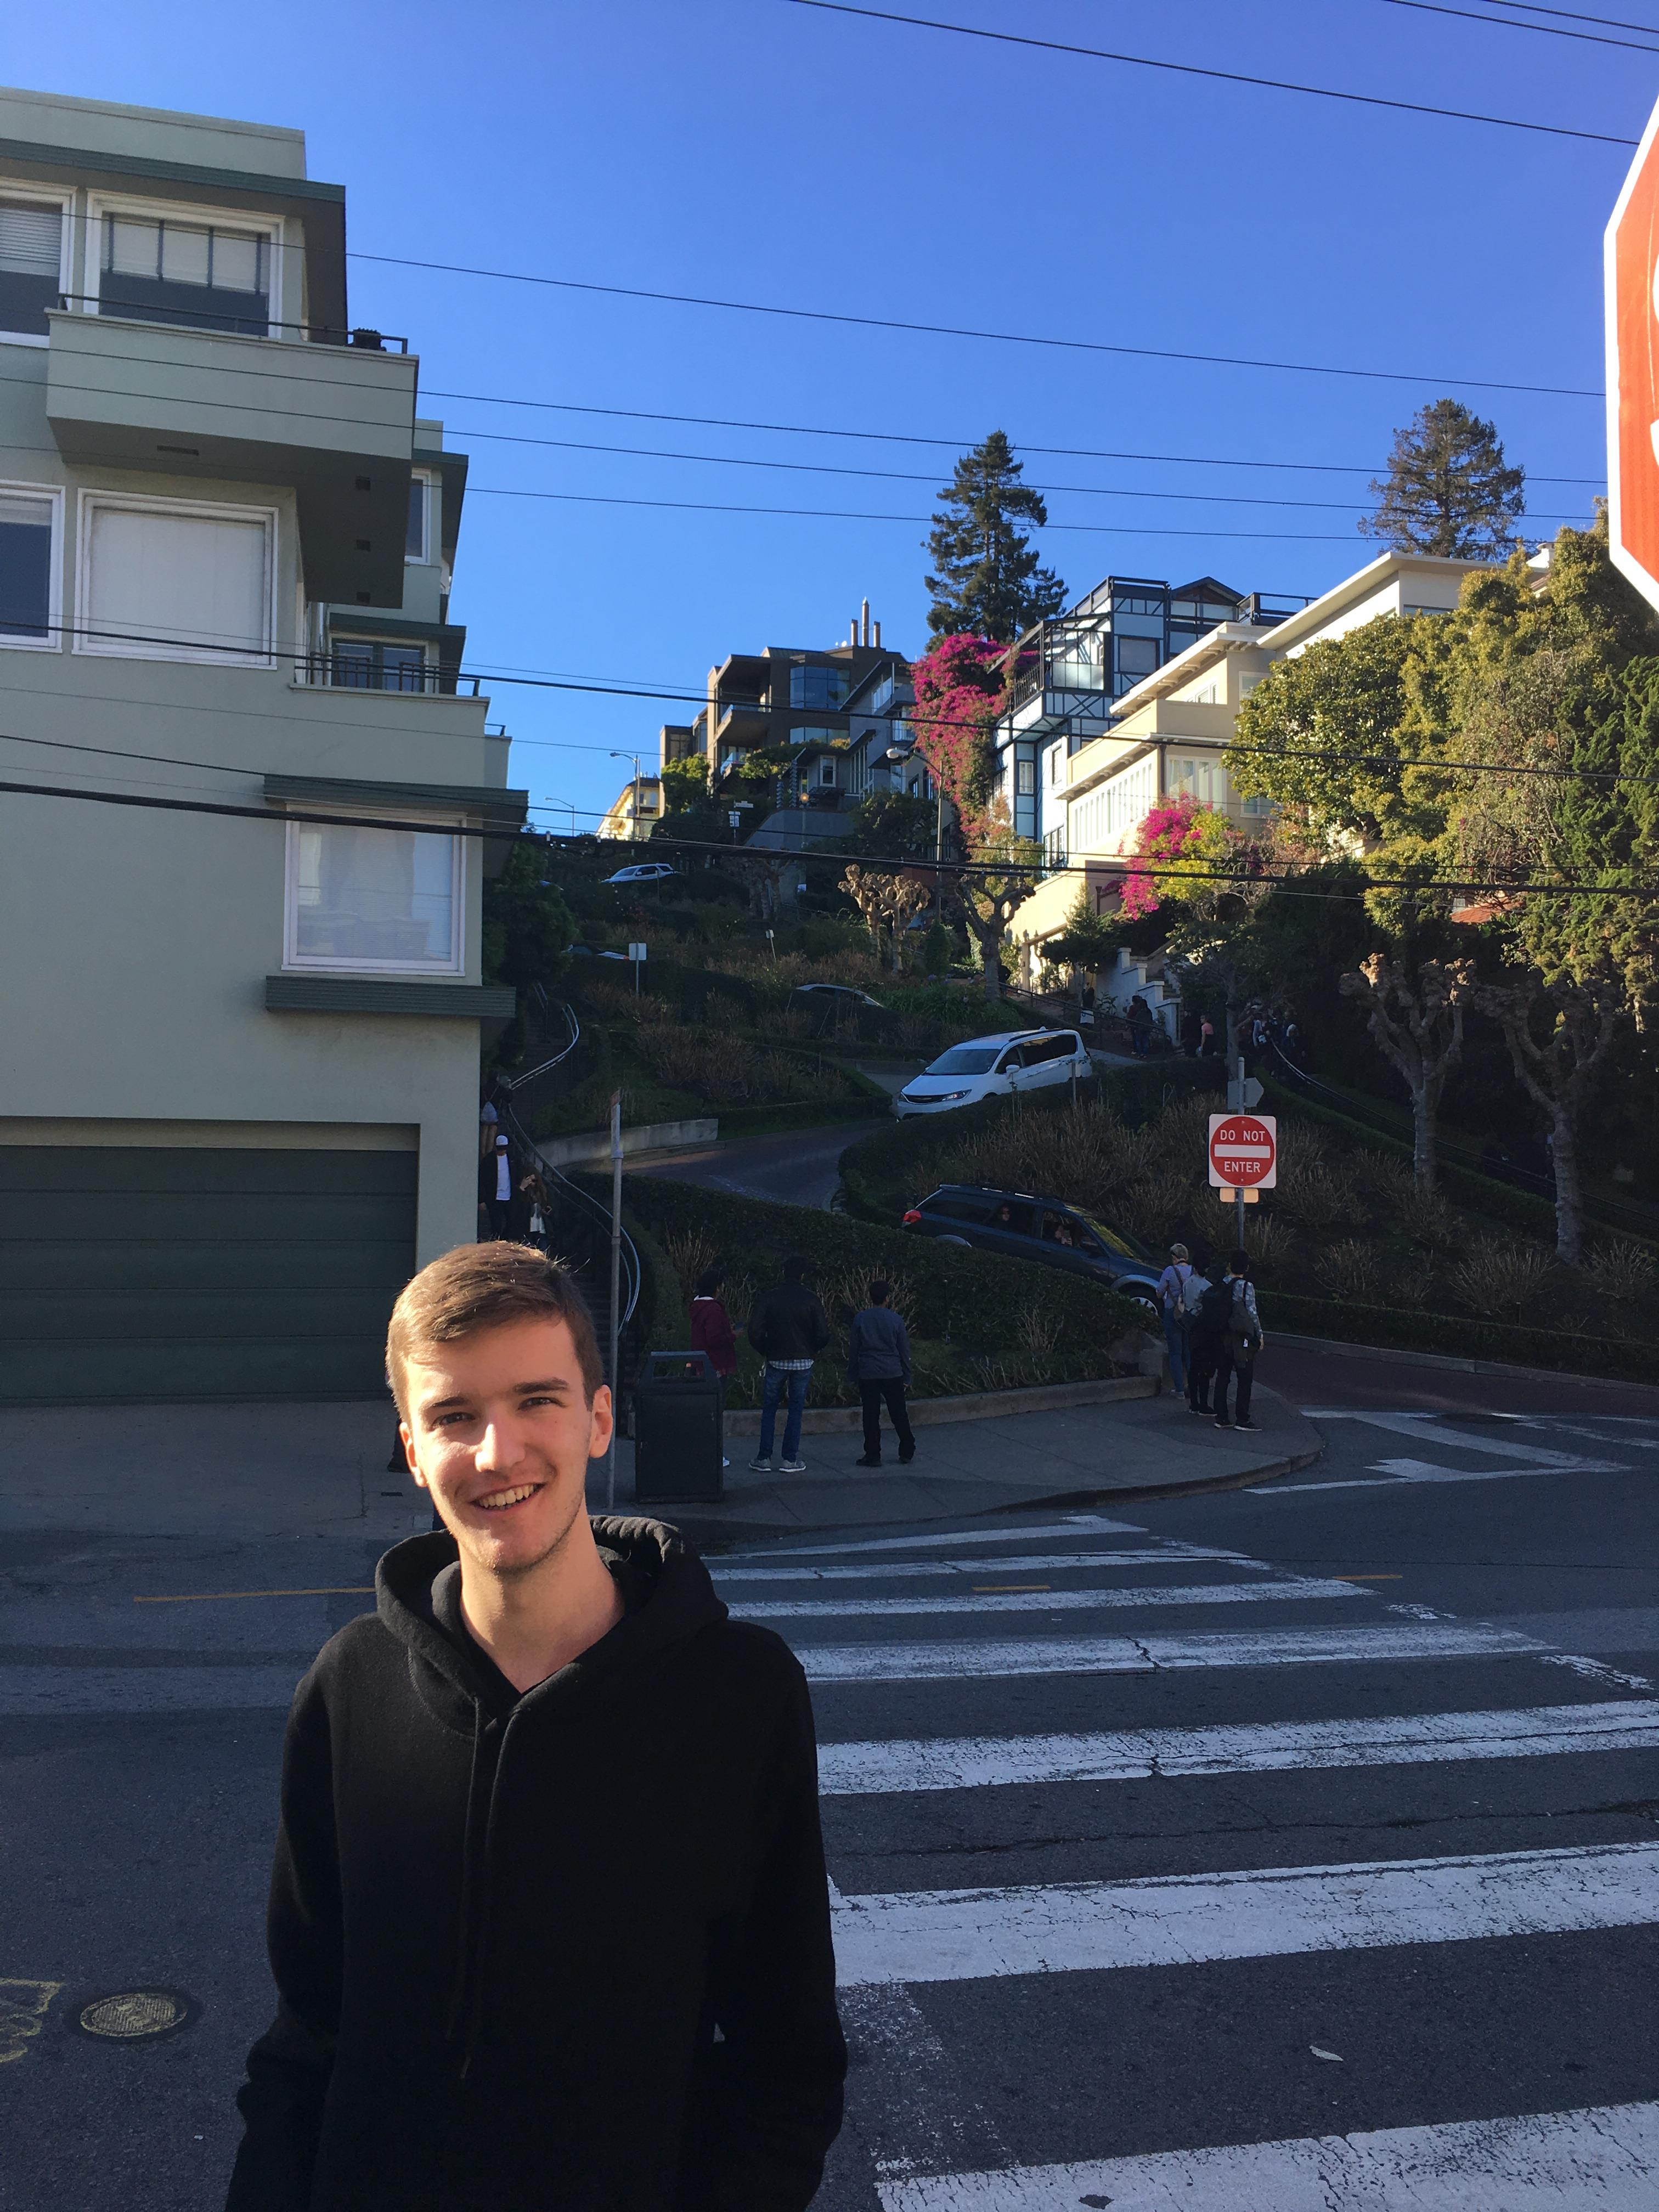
[474,1420,524,1474]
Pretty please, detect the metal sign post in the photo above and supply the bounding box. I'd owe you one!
[607,1089,623,1512]
[628,941,647,996]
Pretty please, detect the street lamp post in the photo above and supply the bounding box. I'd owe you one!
[610,751,643,842]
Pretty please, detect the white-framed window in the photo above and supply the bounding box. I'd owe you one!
[817,756,837,787]
[0,188,71,344]
[405,471,433,562]
[0,482,63,650]
[87,192,284,338]
[76,490,276,665]
[283,816,463,974]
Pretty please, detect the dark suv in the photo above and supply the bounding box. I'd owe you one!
[901,1184,1163,1321]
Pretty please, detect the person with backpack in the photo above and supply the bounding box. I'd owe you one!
[1156,1242,1194,1397]
[1182,1257,1221,1417]
[847,1279,915,1468]
[1210,1248,1265,1431]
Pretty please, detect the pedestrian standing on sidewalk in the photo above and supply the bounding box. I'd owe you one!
[1155,1242,1193,1399]
[1182,1256,1219,1416]
[747,1256,831,1475]
[226,1241,845,2211]
[847,1280,916,1469]
[1211,1249,1265,1431]
[478,1133,512,1238]
[689,1265,737,1382]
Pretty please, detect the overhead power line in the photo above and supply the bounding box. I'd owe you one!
[777,0,1639,144]
[425,387,1607,488]
[447,422,1592,522]
[350,252,1603,400]
[1476,1,1659,33]
[1380,0,1659,46]
[9,767,1658,902]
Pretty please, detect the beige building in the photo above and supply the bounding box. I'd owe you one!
[1011,550,1489,996]
[0,87,524,1401]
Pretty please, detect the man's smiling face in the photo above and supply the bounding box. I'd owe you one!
[400,1316,613,1579]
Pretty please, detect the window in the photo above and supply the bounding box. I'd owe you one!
[77,494,274,664]
[285,820,461,972]
[933,1194,995,1224]
[1115,634,1161,681]
[0,197,65,340]
[1015,758,1036,796]
[1066,755,1158,855]
[405,475,430,562]
[0,488,58,646]
[98,208,273,336]
[1169,754,1227,808]
[330,639,430,692]
[789,663,848,710]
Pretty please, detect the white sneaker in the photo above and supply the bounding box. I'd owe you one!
[748,1456,772,1472]
[777,1458,808,1475]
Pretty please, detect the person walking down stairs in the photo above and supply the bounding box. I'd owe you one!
[847,1280,915,1469]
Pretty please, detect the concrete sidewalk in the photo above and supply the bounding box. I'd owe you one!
[590,1383,1320,1538]
[0,1384,1318,1552]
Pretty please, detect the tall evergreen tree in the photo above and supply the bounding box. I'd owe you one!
[923,431,1067,642]
[1360,398,1525,560]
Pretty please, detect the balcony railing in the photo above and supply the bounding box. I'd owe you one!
[297,651,479,697]
[54,293,410,349]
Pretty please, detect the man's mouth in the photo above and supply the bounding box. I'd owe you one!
[473,1481,544,1514]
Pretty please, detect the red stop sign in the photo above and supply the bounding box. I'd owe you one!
[1209,1113,1277,1190]
[1607,97,1659,612]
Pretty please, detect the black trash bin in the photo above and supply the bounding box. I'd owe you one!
[632,1350,724,1505]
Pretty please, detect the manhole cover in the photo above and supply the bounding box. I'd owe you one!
[74,1987,199,2042]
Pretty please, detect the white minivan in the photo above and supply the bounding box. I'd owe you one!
[893,1029,1094,1118]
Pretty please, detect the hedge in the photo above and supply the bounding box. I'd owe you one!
[1261,1288,1652,1382]
[1258,1076,1659,1255]
[838,1062,1226,1225]
[593,1173,1149,1357]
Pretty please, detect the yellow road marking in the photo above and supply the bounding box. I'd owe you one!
[134,1586,374,1605]
[972,1584,1051,1594]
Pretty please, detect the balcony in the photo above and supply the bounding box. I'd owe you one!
[44,310,417,605]
[714,698,770,747]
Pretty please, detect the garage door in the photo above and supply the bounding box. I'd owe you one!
[0,1146,417,1402]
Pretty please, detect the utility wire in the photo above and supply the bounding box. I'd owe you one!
[424,387,1607,488]
[350,253,1604,400]
[1476,0,1659,32]
[1379,0,1659,47]
[9,767,1658,901]
[777,0,1639,144]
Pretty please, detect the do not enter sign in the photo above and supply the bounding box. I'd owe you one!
[1209,1113,1277,1190]
[1607,91,1659,612]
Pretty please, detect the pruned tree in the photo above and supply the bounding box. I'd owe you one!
[1475,972,1623,1263]
[924,431,1068,644]
[840,864,934,972]
[952,809,1040,1003]
[726,854,792,923]
[1360,398,1525,560]
[1339,954,1475,1192]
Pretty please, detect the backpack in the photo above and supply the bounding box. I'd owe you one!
[1195,1278,1237,1336]
[1173,1271,1206,1323]
[1223,1279,1262,1352]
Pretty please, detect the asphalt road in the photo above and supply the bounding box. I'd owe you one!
[1,1373,1655,2208]
[633,1120,864,1210]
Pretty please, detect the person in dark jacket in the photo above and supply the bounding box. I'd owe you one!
[746,1256,831,1475]
[478,1132,512,1238]
[847,1279,915,1469]
[225,1242,844,2212]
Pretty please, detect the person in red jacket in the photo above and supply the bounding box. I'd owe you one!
[689,1265,738,1379]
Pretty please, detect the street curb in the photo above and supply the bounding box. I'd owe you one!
[977,1441,1327,1515]
[722,1373,1158,1438]
[1272,1331,1659,1395]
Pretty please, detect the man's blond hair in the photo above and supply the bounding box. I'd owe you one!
[387,1243,603,1417]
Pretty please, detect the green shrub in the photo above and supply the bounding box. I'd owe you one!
[1263,1289,1652,1382]
[599,1175,1148,1361]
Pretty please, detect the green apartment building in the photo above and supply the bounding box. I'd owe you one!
[0,85,524,1402]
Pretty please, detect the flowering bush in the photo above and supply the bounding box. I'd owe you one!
[909,634,1006,839]
[1121,797,1250,919]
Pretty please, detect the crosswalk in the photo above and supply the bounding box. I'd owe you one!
[711,1502,1659,2208]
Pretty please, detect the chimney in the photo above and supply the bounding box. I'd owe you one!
[861,597,871,646]
[873,619,882,648]
[849,619,858,646]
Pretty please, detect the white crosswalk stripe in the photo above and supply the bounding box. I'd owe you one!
[816,1699,1659,1793]
[706,1495,1659,2205]
[735,1575,1368,1622]
[876,2101,1659,2210]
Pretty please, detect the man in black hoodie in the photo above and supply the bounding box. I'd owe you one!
[226,1242,845,2212]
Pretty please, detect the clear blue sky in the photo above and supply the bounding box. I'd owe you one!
[8,0,1650,830]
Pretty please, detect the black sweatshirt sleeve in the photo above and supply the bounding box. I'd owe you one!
[224,1672,344,2211]
[697,1663,847,2211]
